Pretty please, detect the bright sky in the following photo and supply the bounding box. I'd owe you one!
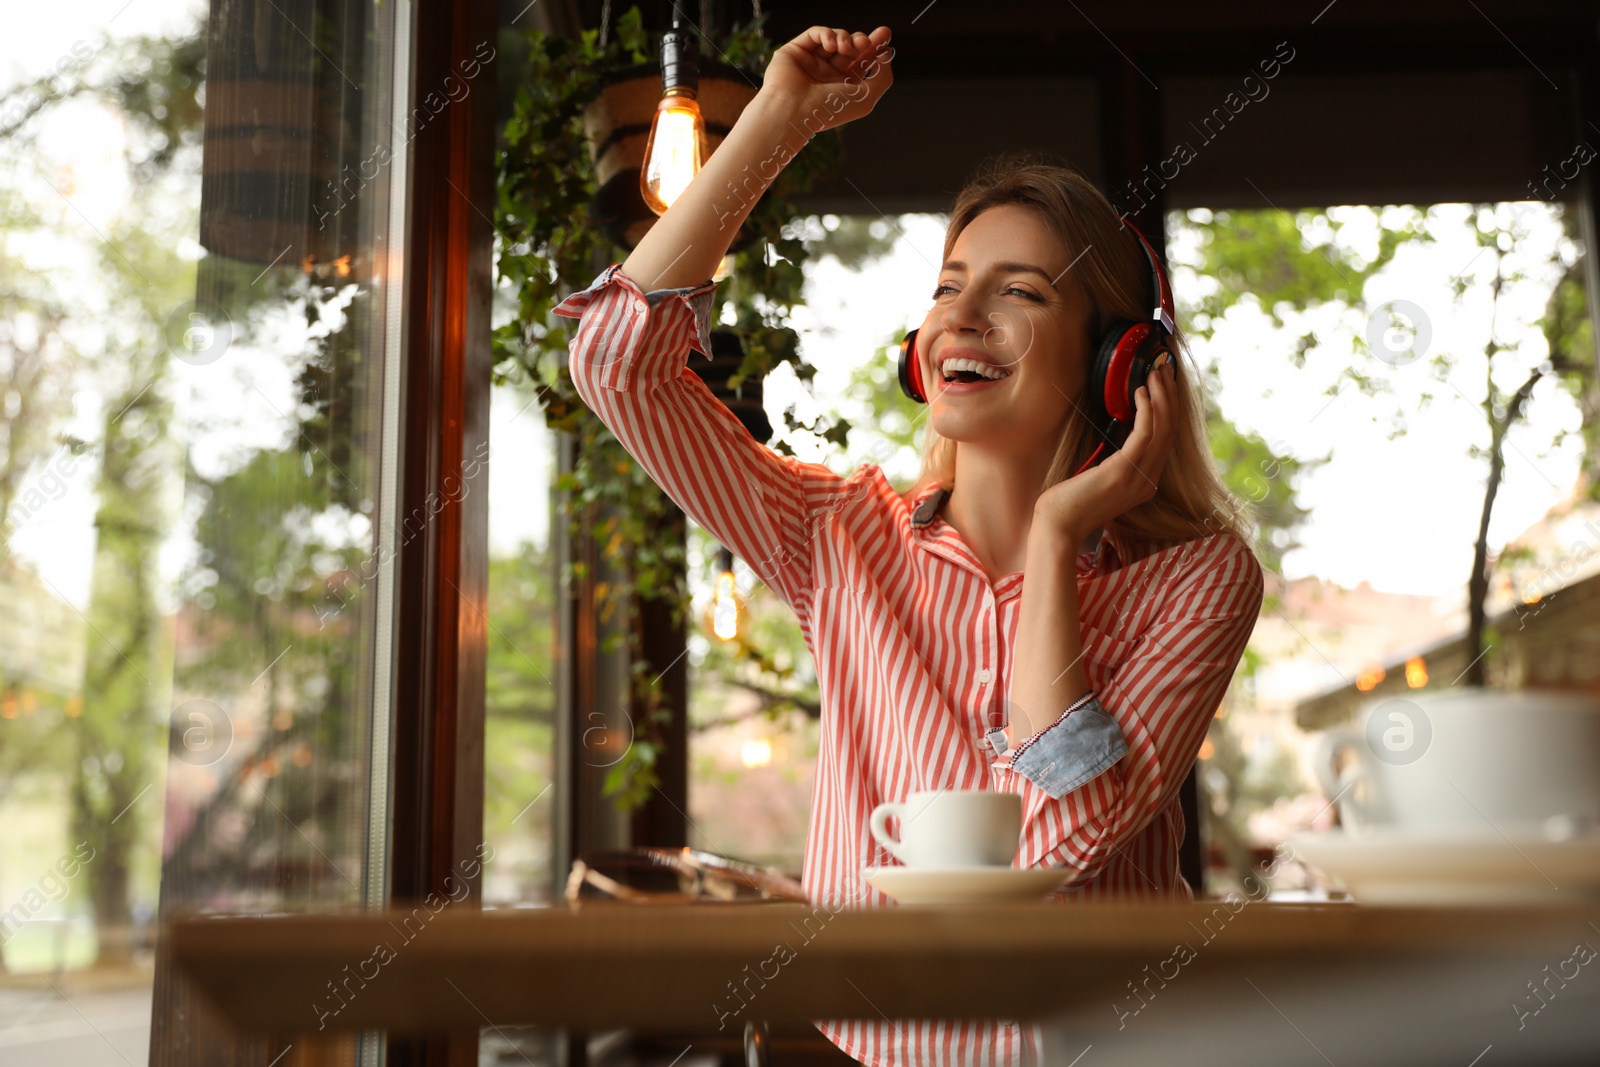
[5,0,1591,611]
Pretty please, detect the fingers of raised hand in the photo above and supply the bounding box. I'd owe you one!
[1128,356,1177,486]
[810,26,887,65]
[796,26,841,56]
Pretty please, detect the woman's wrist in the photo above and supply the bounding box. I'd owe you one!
[738,89,815,163]
[1029,506,1087,562]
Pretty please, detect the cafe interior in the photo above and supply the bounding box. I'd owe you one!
[5,0,1600,1065]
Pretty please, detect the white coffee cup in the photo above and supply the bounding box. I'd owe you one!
[1314,688,1600,836]
[869,790,1021,868]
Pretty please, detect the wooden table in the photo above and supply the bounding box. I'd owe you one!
[169,900,1600,1065]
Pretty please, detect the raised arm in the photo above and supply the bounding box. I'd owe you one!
[554,26,895,614]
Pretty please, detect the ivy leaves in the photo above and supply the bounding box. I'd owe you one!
[493,8,843,810]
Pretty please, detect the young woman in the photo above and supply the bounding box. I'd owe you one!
[555,24,1264,1067]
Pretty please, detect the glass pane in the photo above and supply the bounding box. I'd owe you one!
[0,1,212,1062]
[0,0,406,1061]
[481,374,558,907]
[158,0,405,918]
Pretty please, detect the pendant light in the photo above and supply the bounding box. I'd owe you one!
[710,545,743,641]
[640,3,708,215]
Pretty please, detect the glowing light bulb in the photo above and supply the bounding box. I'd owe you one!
[740,738,773,768]
[712,566,739,641]
[640,19,706,216]
[1405,655,1428,688]
[641,92,705,215]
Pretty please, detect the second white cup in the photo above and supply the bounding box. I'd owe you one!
[869,789,1021,868]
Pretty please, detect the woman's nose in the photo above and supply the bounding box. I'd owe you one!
[939,287,987,336]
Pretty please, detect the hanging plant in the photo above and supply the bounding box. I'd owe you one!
[494,7,846,809]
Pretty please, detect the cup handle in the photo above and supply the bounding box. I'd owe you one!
[869,802,909,864]
[1313,727,1370,830]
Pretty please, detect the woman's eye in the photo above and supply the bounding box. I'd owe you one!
[1004,286,1042,301]
[931,283,956,299]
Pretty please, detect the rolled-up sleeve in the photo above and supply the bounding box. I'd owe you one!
[553,265,854,617]
[991,533,1264,885]
[987,691,1129,800]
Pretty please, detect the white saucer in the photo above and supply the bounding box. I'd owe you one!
[1286,827,1600,905]
[861,865,1071,904]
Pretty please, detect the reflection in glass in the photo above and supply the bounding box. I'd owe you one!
[144,0,407,1061]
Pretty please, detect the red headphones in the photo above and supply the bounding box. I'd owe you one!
[897,218,1176,476]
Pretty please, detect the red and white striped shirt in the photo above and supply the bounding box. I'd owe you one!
[556,265,1264,1067]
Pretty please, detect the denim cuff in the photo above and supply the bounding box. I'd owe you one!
[643,277,718,358]
[1002,692,1129,800]
[554,264,719,359]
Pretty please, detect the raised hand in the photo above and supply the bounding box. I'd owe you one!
[620,27,892,292]
[761,26,894,136]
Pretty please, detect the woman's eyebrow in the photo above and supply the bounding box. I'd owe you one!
[940,260,1059,285]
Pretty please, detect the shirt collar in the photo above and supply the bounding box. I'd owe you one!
[908,483,949,529]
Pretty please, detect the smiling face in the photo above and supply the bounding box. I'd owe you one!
[918,203,1096,456]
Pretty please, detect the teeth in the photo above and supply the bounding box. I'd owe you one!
[941,357,1011,381]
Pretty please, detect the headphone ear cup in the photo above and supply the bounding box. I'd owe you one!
[1089,320,1132,437]
[1097,321,1168,426]
[898,330,926,404]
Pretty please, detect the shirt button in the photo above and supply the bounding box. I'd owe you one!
[634,300,648,312]
[976,668,993,684]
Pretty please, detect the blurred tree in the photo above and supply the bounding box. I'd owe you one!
[1169,206,1422,574]
[74,329,175,967]
[483,540,558,900]
[71,157,197,969]
[1176,207,1418,333]
[797,214,900,271]
[0,28,205,966]
[1450,204,1595,685]
[0,196,77,558]
[163,278,378,910]
[1540,218,1599,494]
[0,190,83,823]
[1172,203,1595,682]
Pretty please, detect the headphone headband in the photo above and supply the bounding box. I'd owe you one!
[1120,217,1175,337]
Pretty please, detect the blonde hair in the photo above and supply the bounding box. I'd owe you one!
[910,153,1255,549]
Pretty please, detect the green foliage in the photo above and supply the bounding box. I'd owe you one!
[1180,206,1422,335]
[841,336,928,481]
[483,544,557,897]
[1205,412,1320,581]
[800,214,901,272]
[1539,213,1600,502]
[493,9,843,810]
[1171,206,1442,566]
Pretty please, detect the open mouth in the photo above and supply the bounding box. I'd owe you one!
[940,356,1013,384]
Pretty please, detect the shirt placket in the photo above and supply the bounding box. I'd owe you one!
[987,577,1024,743]
[970,583,1001,754]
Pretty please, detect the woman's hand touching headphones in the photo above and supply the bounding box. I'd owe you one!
[761,26,894,136]
[1032,352,1180,550]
